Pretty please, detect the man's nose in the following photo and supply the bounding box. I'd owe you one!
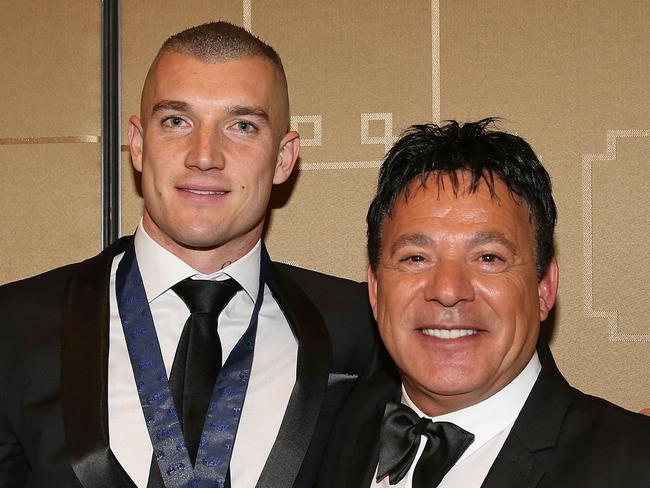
[186,128,225,170]
[423,259,475,307]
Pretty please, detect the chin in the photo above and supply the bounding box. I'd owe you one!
[174,220,227,242]
[176,234,226,250]
[410,367,481,395]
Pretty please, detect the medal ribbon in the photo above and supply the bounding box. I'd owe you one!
[116,241,268,487]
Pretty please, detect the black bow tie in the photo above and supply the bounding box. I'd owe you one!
[377,401,475,487]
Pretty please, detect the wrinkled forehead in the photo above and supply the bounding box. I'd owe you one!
[381,173,536,253]
[398,171,528,213]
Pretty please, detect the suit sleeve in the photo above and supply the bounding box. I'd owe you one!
[0,284,30,487]
[0,391,29,487]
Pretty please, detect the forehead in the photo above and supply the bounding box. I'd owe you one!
[383,173,533,244]
[141,52,287,119]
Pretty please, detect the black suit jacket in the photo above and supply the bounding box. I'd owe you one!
[317,343,650,487]
[0,236,381,488]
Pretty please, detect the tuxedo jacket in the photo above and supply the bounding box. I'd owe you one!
[317,343,650,488]
[0,236,381,488]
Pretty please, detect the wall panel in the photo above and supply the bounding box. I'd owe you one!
[0,1,101,283]
[3,0,648,411]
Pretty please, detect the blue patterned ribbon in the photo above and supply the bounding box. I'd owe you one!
[116,241,268,487]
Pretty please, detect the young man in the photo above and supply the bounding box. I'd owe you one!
[0,22,378,488]
[318,119,650,487]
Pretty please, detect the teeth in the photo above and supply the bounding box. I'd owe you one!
[186,189,224,195]
[421,328,478,339]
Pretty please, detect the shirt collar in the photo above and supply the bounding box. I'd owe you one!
[402,351,541,462]
[134,222,261,303]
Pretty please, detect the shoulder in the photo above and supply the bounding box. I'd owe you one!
[0,263,83,398]
[535,388,650,483]
[0,259,87,354]
[536,344,650,457]
[566,387,650,444]
[534,382,650,482]
[0,235,130,306]
[272,262,367,297]
[0,262,81,310]
[0,237,130,347]
[270,261,384,373]
[271,262,371,321]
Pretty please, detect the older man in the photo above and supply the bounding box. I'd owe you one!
[318,119,650,487]
[0,22,378,488]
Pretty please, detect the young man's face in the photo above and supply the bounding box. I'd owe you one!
[128,52,299,263]
[369,173,558,416]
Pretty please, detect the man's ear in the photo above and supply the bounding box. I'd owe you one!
[273,131,300,184]
[538,257,559,322]
[368,265,379,320]
[128,116,144,173]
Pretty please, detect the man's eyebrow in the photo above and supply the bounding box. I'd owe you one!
[470,231,519,255]
[151,100,189,115]
[149,102,270,123]
[390,233,433,254]
[226,105,269,122]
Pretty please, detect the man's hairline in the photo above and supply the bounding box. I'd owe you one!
[371,172,549,276]
[139,49,291,129]
[153,47,287,80]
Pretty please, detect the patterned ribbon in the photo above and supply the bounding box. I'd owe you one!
[116,241,268,487]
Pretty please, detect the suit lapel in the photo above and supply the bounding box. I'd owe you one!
[331,371,400,488]
[344,400,386,487]
[482,343,572,488]
[340,390,400,488]
[481,435,544,488]
[61,236,135,488]
[255,258,332,488]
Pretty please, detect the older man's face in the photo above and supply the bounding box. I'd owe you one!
[368,173,558,416]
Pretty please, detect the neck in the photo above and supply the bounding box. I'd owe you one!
[141,220,261,274]
[402,378,505,418]
[402,364,535,418]
[403,384,474,418]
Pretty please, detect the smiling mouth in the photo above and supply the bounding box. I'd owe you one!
[420,328,479,339]
[180,188,227,196]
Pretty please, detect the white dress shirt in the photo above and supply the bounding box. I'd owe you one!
[108,224,298,487]
[373,353,541,488]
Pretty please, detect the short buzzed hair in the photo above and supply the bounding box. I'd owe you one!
[143,21,291,129]
[157,21,286,79]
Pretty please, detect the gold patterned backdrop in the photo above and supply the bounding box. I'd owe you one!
[1,1,648,411]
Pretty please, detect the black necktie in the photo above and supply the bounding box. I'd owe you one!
[376,401,475,487]
[169,277,241,466]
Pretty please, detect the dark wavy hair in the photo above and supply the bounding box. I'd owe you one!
[366,118,557,278]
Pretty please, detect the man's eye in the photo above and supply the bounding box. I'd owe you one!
[235,121,256,132]
[401,255,425,263]
[162,116,186,128]
[480,254,502,263]
[477,253,508,272]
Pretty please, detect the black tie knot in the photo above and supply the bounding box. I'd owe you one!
[377,401,474,487]
[172,278,241,316]
[414,416,431,436]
